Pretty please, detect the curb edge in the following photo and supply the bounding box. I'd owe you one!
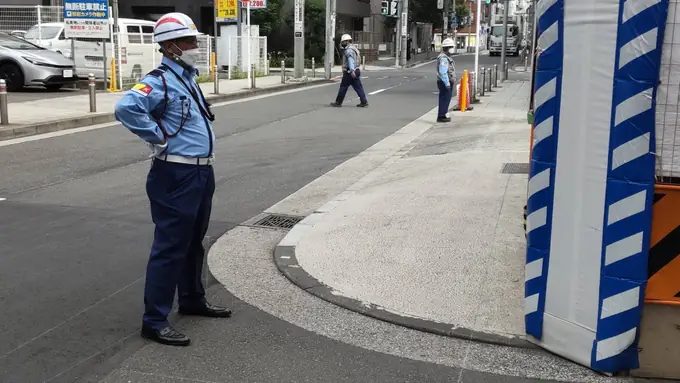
[273,237,537,350]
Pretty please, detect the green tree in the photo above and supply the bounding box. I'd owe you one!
[251,0,326,62]
[410,0,470,29]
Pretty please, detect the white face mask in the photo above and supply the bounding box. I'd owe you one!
[447,48,455,54]
[179,48,201,68]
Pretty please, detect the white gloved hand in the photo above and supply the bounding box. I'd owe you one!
[147,141,168,158]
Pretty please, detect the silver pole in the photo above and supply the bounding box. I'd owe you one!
[473,0,481,91]
[252,64,256,88]
[500,0,509,81]
[494,64,498,87]
[88,73,97,112]
[103,40,108,90]
[471,72,477,102]
[281,60,286,83]
[213,3,219,94]
[480,67,485,97]
[442,0,449,39]
[324,0,335,79]
[400,0,408,66]
[362,55,365,71]
[294,0,305,78]
[0,79,8,125]
[505,61,509,80]
[487,69,492,92]
[395,0,401,67]
[312,57,316,78]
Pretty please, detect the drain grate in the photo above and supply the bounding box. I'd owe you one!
[252,214,304,229]
[501,162,530,174]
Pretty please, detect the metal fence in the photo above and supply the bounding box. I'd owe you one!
[347,31,392,63]
[0,5,63,37]
[656,16,680,182]
[224,36,269,79]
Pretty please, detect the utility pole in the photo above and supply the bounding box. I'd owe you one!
[474,0,481,91]
[237,0,242,74]
[395,0,401,67]
[294,0,305,78]
[400,0,408,66]
[324,0,336,79]
[443,0,449,39]
[500,0,510,80]
[112,0,120,90]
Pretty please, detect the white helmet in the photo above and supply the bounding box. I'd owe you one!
[153,12,201,43]
[340,34,352,43]
[441,38,455,48]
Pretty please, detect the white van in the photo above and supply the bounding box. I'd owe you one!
[24,18,162,83]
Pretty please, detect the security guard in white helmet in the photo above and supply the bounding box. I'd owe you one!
[331,34,368,107]
[114,12,231,347]
[436,38,457,123]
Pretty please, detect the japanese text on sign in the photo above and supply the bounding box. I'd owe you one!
[241,0,267,9]
[216,0,237,22]
[63,0,110,39]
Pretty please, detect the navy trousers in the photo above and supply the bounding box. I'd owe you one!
[437,80,453,118]
[336,68,367,104]
[143,159,215,330]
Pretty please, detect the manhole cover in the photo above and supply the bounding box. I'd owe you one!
[252,214,303,229]
[501,162,530,174]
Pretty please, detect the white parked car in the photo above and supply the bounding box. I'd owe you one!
[24,18,161,82]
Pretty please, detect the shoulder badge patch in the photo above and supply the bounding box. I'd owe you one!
[131,83,153,96]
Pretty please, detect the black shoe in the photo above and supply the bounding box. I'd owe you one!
[357,102,369,108]
[178,302,232,318]
[437,117,451,123]
[330,101,342,107]
[141,325,191,347]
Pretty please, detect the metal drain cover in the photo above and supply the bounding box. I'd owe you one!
[252,214,303,229]
[501,162,530,174]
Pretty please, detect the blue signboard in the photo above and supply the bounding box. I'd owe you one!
[63,0,110,39]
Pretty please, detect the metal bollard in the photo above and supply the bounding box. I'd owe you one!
[362,56,366,71]
[524,51,529,72]
[480,68,486,97]
[504,61,509,81]
[471,72,477,103]
[487,69,492,92]
[281,60,286,84]
[0,79,8,125]
[251,64,256,88]
[494,64,499,88]
[88,73,97,113]
[312,57,316,78]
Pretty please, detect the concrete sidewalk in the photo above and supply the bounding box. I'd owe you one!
[0,75,330,141]
[275,80,532,346]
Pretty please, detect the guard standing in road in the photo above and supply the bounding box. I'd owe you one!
[114,12,231,347]
[331,34,369,108]
[436,38,457,123]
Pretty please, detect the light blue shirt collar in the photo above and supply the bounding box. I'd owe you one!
[162,56,198,80]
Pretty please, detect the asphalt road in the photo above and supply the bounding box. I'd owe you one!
[0,54,554,383]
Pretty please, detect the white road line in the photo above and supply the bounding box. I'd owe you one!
[0,82,336,147]
[368,89,387,95]
[0,198,6,201]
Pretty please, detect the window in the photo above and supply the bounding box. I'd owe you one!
[0,33,43,50]
[141,25,154,44]
[24,25,62,40]
[126,25,142,44]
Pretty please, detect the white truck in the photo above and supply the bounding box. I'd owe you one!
[488,22,521,56]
